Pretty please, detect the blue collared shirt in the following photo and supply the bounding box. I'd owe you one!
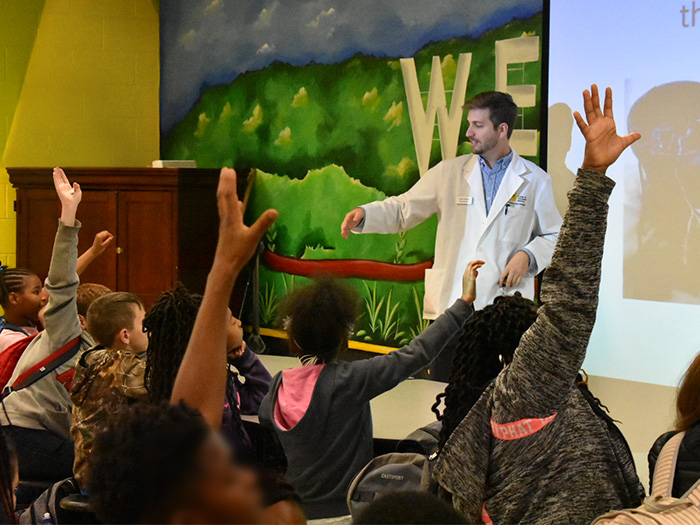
[479,150,513,215]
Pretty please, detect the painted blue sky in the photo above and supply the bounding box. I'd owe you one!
[160,0,542,134]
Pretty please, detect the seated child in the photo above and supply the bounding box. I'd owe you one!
[0,168,110,482]
[648,350,700,497]
[88,402,279,524]
[87,168,303,524]
[144,282,271,457]
[256,263,482,520]
[0,232,112,355]
[0,266,48,353]
[70,292,149,489]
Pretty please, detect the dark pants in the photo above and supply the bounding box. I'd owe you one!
[3,425,74,482]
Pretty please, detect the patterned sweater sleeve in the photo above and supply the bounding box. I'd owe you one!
[495,169,615,417]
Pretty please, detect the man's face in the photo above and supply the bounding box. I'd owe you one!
[187,433,264,524]
[466,108,501,155]
[126,304,149,353]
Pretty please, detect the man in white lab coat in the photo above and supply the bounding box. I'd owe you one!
[342,91,562,318]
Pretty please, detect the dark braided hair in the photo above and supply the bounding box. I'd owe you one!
[0,426,17,524]
[432,293,538,450]
[0,265,36,308]
[279,277,360,363]
[144,282,203,403]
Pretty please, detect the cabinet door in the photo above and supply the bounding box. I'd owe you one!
[117,191,175,307]
[16,189,117,290]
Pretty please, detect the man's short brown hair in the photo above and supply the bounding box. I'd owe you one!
[87,292,143,347]
[464,91,519,138]
[77,284,112,317]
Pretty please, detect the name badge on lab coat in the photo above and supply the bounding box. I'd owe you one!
[456,196,474,205]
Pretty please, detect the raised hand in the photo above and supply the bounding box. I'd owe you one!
[215,168,278,275]
[461,260,485,305]
[170,168,277,428]
[341,207,365,239]
[91,231,114,256]
[52,167,82,227]
[573,85,641,174]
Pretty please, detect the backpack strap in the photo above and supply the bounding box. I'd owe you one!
[651,431,686,498]
[1,336,82,400]
[0,320,29,336]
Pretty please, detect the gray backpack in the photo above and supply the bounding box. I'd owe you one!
[346,422,441,519]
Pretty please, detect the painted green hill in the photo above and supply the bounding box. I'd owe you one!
[247,165,437,263]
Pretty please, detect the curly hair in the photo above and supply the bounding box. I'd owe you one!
[432,293,538,449]
[0,266,36,308]
[87,401,211,524]
[144,282,203,403]
[279,277,360,362]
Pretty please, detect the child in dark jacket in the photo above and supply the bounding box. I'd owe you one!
[144,282,271,455]
[648,350,700,498]
[258,263,483,520]
[434,85,644,524]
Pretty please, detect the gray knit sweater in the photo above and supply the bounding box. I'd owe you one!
[434,170,644,524]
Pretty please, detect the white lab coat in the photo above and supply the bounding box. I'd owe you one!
[355,151,562,316]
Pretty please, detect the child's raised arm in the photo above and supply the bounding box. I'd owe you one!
[76,231,114,276]
[498,85,640,415]
[53,167,82,227]
[170,168,277,428]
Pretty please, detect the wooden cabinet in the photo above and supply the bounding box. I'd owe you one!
[8,167,248,308]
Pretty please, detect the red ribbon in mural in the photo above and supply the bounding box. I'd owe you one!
[262,249,433,282]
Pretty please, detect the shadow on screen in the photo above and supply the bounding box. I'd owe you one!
[625,81,700,304]
[548,103,577,217]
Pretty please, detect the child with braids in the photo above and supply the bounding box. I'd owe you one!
[0,168,109,483]
[257,262,483,521]
[434,85,645,523]
[0,267,48,353]
[144,281,271,455]
[0,231,112,355]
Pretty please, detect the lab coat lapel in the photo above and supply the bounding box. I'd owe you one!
[465,156,487,221]
[484,153,527,229]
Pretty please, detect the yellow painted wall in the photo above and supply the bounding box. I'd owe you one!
[0,0,45,267]
[0,0,160,267]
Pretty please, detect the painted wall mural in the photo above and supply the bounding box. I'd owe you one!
[160,0,545,349]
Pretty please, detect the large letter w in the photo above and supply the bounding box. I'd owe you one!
[400,54,472,176]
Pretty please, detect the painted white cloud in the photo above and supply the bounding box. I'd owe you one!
[256,43,277,55]
[307,7,335,28]
[255,1,279,28]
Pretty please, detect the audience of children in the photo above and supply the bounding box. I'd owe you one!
[70,292,149,489]
[144,281,271,457]
[3,85,700,525]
